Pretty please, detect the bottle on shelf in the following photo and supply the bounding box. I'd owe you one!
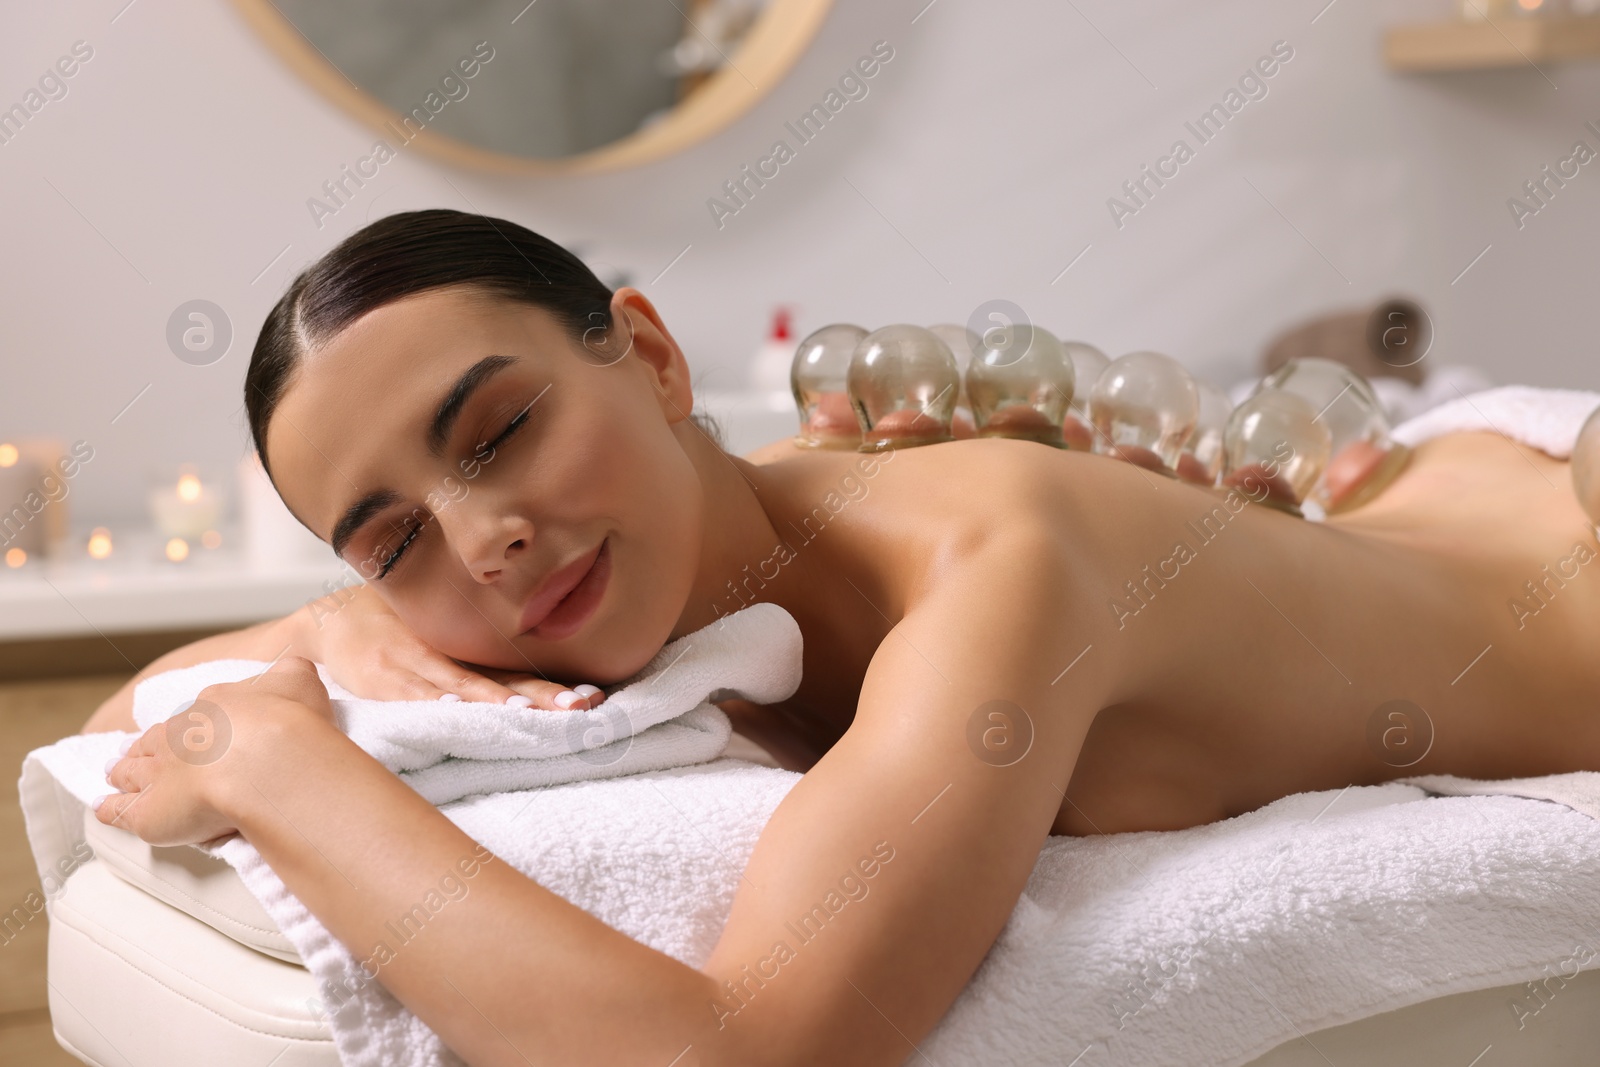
[749,307,797,395]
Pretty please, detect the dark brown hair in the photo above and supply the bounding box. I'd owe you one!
[246,209,717,481]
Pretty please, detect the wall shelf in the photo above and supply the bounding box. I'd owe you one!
[0,522,348,642]
[1385,14,1600,71]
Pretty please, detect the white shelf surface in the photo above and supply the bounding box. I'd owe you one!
[0,540,350,641]
[695,390,797,455]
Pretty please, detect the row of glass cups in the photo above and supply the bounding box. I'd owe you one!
[789,322,1410,518]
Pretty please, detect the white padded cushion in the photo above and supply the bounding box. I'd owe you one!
[83,807,299,963]
[51,855,1600,1067]
[75,734,783,967]
[48,859,335,1066]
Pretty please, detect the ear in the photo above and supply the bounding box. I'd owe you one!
[607,287,695,425]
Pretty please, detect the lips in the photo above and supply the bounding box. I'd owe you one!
[516,537,611,641]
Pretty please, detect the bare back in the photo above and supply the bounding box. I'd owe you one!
[738,430,1600,835]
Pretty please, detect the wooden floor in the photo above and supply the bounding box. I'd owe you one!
[0,674,130,1066]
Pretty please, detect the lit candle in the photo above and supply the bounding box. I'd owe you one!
[0,442,46,555]
[86,527,113,560]
[149,467,223,540]
[165,537,190,563]
[5,547,27,569]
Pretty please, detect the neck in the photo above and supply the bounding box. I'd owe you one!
[668,421,821,642]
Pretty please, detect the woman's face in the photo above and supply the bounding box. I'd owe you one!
[265,284,706,684]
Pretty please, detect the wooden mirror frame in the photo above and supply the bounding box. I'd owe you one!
[231,0,837,175]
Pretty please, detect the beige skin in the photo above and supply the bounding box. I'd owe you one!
[85,285,1600,1066]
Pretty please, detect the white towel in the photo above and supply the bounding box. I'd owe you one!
[1391,381,1600,459]
[19,384,1600,1067]
[23,742,1600,1066]
[1399,770,1600,821]
[128,601,803,805]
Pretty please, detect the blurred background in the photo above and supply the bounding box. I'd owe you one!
[0,0,1596,646]
[4,0,1599,532]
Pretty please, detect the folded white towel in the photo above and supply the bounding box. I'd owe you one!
[19,385,1600,1067]
[129,601,803,805]
[1368,363,1496,426]
[1400,770,1600,821]
[1391,382,1600,459]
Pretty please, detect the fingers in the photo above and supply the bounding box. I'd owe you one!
[389,671,597,711]
[393,674,465,703]
[116,726,153,759]
[92,789,143,827]
[101,724,160,792]
[473,670,606,711]
[253,648,610,711]
[436,670,531,707]
[95,731,157,829]
[507,680,605,711]
[103,753,147,795]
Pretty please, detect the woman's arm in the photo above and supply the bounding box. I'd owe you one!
[696,524,1107,1062]
[79,613,309,734]
[100,657,732,1065]
[98,524,1106,1066]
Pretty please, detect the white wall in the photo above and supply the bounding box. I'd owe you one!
[3,0,1597,523]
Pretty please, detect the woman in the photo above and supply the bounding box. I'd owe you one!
[82,210,1600,1066]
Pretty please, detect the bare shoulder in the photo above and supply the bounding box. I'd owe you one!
[749,436,1087,525]
[750,438,1099,608]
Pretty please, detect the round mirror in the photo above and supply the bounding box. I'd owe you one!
[233,0,835,173]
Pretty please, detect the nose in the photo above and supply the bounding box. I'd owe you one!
[441,504,536,585]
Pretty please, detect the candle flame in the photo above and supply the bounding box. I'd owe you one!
[88,528,113,560]
[177,474,203,502]
[165,537,190,562]
[0,443,17,468]
[4,547,25,568]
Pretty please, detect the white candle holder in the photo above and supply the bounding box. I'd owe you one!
[0,437,72,557]
[148,464,226,552]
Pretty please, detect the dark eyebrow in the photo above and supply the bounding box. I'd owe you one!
[330,488,401,560]
[428,354,517,459]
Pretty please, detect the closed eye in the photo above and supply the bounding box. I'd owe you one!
[375,400,538,580]
[375,519,425,579]
[372,395,544,585]
[475,399,535,460]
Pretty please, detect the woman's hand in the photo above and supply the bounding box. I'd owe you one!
[92,657,340,847]
[302,583,605,711]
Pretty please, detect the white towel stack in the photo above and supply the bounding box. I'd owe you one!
[129,601,803,804]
